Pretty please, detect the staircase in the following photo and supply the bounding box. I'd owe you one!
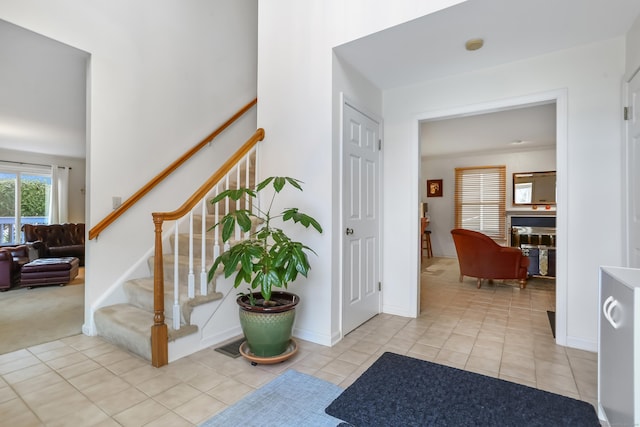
[94,141,260,363]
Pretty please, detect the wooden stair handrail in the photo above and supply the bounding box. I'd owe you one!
[88,98,258,241]
[150,127,264,367]
[152,128,264,222]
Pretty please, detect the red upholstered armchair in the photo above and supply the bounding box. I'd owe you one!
[451,229,529,289]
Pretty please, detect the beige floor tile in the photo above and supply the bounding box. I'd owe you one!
[55,358,101,379]
[174,394,227,425]
[67,367,119,391]
[27,340,68,355]
[103,355,148,376]
[2,362,52,385]
[92,349,138,367]
[46,350,90,370]
[82,374,131,401]
[1,406,45,427]
[136,373,183,397]
[120,364,164,386]
[320,359,360,378]
[499,360,536,383]
[93,386,148,416]
[435,348,469,369]
[46,403,110,427]
[114,398,169,426]
[12,371,65,396]
[408,343,440,359]
[442,333,476,354]
[33,345,78,362]
[0,397,34,422]
[206,377,254,405]
[186,371,229,393]
[143,411,195,427]
[30,389,94,423]
[233,367,276,388]
[0,385,17,404]
[465,355,501,375]
[312,369,346,386]
[153,383,202,409]
[0,353,42,375]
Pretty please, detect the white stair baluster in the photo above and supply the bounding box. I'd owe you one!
[200,198,208,296]
[235,166,241,242]
[187,211,195,299]
[173,222,180,330]
[213,184,220,259]
[224,175,230,251]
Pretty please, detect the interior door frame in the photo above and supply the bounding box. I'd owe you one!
[623,66,640,267]
[415,89,569,345]
[339,93,384,338]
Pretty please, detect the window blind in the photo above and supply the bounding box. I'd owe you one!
[454,166,506,239]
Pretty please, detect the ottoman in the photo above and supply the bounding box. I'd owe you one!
[20,257,80,288]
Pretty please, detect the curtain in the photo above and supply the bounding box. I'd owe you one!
[48,165,69,224]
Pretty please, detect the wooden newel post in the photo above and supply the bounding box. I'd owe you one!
[151,214,168,367]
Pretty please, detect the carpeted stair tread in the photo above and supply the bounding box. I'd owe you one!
[94,303,198,361]
[124,277,223,324]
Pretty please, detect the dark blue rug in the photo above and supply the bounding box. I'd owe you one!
[325,352,600,426]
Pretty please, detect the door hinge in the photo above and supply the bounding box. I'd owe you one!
[624,106,630,121]
[378,139,382,151]
[378,282,381,291]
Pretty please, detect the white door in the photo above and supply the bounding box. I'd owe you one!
[342,100,381,334]
[627,70,640,267]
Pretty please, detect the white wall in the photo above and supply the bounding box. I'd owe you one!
[258,0,466,346]
[626,14,640,78]
[0,149,86,223]
[384,38,625,351]
[258,0,468,344]
[422,147,556,257]
[0,0,258,333]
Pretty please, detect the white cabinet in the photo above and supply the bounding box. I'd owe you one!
[598,266,640,425]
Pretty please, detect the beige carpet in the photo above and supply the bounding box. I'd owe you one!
[0,267,84,355]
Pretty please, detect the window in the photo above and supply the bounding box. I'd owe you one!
[0,166,52,244]
[454,166,506,239]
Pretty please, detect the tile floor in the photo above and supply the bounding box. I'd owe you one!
[0,257,599,426]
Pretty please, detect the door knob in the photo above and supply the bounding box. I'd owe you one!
[345,228,354,235]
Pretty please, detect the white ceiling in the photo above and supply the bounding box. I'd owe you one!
[335,0,640,157]
[421,102,557,157]
[0,19,88,159]
[335,0,640,89]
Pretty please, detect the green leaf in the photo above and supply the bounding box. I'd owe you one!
[235,210,252,232]
[221,215,236,242]
[256,176,274,192]
[273,177,285,193]
[285,177,303,191]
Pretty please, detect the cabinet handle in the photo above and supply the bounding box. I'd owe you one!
[603,296,620,329]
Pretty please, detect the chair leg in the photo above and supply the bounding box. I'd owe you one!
[519,278,527,289]
[477,278,482,288]
[459,274,463,282]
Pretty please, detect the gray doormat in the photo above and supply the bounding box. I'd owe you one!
[215,337,245,358]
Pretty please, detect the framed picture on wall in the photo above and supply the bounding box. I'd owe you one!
[427,179,443,197]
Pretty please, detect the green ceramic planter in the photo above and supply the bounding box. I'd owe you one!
[238,291,299,357]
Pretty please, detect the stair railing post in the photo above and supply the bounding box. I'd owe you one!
[151,214,169,367]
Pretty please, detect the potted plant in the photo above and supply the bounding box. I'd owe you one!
[208,176,322,359]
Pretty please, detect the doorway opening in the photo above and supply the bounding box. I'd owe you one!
[416,90,567,345]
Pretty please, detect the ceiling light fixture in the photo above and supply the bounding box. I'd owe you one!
[465,38,484,51]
